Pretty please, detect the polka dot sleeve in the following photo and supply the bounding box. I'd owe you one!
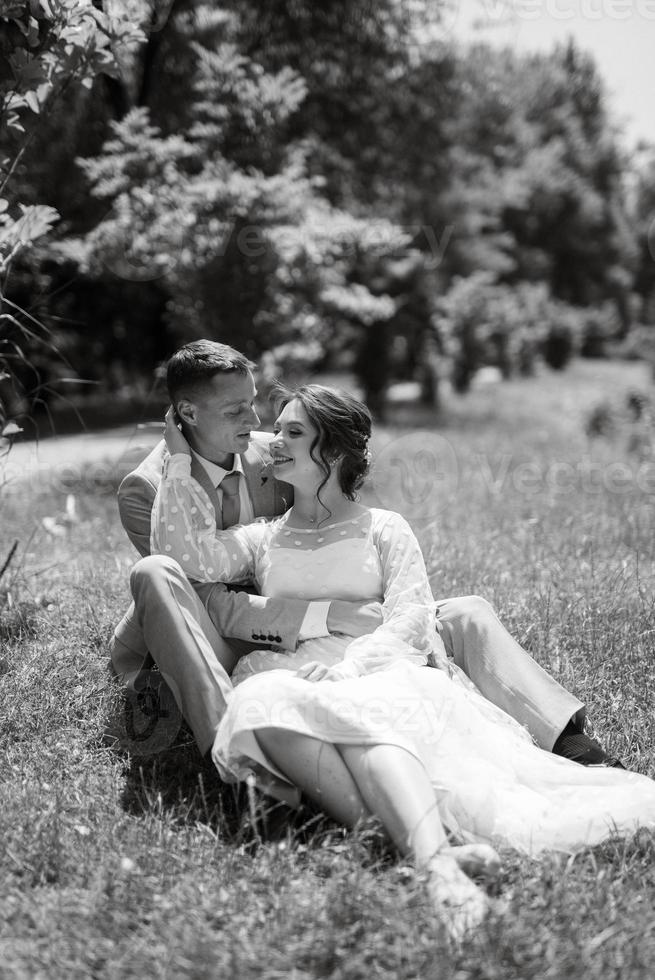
[150,453,271,583]
[329,510,447,680]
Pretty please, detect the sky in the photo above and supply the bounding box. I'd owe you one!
[445,0,655,150]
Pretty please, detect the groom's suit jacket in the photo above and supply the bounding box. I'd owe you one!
[118,431,309,648]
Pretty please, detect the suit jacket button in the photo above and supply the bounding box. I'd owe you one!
[275,636,282,643]
[267,634,275,642]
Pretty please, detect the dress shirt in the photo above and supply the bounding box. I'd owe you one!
[193,451,254,524]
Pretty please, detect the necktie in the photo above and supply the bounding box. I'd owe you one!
[220,471,241,528]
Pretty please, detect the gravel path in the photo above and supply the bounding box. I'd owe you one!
[1,422,163,495]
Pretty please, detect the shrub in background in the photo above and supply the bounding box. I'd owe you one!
[434,272,582,390]
[579,304,620,359]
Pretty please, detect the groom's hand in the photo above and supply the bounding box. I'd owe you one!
[327,600,383,638]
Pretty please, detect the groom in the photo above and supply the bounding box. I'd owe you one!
[110,339,621,767]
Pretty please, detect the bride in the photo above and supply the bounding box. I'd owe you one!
[152,383,655,941]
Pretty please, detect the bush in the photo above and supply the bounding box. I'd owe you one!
[579,304,619,359]
[542,322,575,371]
[434,273,577,390]
[585,389,654,459]
[611,324,655,378]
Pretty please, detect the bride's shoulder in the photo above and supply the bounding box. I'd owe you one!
[368,508,414,535]
[259,512,291,536]
[237,514,282,541]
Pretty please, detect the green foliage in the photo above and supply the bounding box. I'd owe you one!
[631,145,655,326]
[434,272,586,390]
[427,41,636,325]
[227,0,458,213]
[585,385,654,462]
[0,0,142,451]
[2,1,649,419]
[0,199,58,272]
[0,0,143,136]
[78,5,410,385]
[0,0,144,447]
[189,35,308,171]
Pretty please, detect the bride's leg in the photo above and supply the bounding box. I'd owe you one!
[255,730,491,941]
[254,728,370,826]
[337,744,499,881]
[257,731,497,874]
[338,743,490,942]
[338,743,447,865]
[255,730,449,859]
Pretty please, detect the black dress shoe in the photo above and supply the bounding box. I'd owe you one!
[552,722,625,769]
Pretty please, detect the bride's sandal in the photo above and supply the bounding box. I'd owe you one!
[426,853,490,944]
[450,843,501,883]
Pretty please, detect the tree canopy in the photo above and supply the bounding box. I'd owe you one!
[1,0,652,430]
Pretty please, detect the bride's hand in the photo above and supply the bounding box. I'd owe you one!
[295,661,337,682]
[164,406,191,457]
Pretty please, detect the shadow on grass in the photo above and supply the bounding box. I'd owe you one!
[117,738,398,862]
[102,679,397,864]
[0,596,40,643]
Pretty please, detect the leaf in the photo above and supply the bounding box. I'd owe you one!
[7,115,25,134]
[24,89,40,114]
[0,205,59,248]
[26,14,40,45]
[37,0,55,18]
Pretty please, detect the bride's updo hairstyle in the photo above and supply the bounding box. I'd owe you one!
[273,383,372,503]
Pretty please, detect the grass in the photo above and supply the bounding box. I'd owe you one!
[1,357,655,978]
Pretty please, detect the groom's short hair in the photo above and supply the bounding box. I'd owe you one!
[166,340,254,402]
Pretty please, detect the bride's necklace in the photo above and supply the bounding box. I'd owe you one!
[290,500,354,528]
[291,507,329,527]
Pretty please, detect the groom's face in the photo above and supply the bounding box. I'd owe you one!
[181,370,260,458]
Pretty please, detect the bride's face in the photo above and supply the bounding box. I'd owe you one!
[271,399,326,489]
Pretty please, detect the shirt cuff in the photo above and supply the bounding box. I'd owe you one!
[298,601,331,640]
[164,453,192,478]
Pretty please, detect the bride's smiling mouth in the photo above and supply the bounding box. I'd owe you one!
[272,454,293,466]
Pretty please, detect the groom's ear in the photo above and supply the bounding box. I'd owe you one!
[176,399,197,428]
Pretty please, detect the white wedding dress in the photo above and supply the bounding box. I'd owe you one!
[152,455,655,856]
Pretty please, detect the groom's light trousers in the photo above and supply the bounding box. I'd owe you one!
[110,556,585,757]
[435,596,584,751]
[111,556,237,755]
